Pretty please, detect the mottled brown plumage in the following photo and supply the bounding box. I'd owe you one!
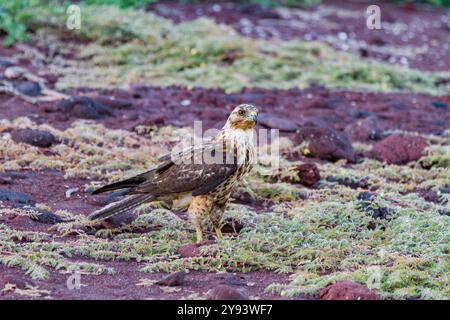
[89,104,258,242]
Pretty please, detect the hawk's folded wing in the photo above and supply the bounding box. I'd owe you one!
[132,141,238,196]
[92,141,239,197]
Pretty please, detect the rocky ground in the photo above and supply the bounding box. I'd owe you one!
[0,1,449,300]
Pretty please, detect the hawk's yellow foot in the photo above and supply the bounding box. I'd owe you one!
[214,227,223,240]
[196,225,204,243]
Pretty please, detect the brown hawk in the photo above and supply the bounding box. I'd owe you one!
[89,104,258,243]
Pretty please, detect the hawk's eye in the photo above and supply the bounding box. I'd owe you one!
[238,110,246,116]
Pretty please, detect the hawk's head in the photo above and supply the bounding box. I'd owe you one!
[227,104,258,131]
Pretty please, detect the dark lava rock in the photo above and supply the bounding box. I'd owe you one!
[11,128,56,148]
[295,127,356,163]
[220,218,244,234]
[0,172,28,185]
[0,176,12,185]
[431,101,447,109]
[207,284,249,300]
[0,188,35,204]
[418,189,440,204]
[0,275,35,290]
[344,117,383,142]
[350,110,375,119]
[30,210,65,225]
[57,96,112,119]
[282,163,321,187]
[103,211,137,228]
[0,172,29,180]
[367,35,386,46]
[359,47,369,58]
[295,163,321,187]
[13,80,42,97]
[128,84,149,98]
[177,243,202,258]
[318,281,377,300]
[156,270,187,286]
[326,176,369,189]
[215,273,247,286]
[258,113,299,132]
[371,135,428,165]
[357,191,390,223]
[298,117,329,129]
[439,210,450,216]
[93,95,133,109]
[231,190,257,206]
[0,59,13,67]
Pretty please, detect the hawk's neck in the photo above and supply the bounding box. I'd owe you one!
[220,124,255,146]
[218,124,256,168]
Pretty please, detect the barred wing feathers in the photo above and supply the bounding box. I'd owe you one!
[91,141,238,199]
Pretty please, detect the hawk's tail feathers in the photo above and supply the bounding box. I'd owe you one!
[89,194,154,221]
[91,177,144,195]
[91,168,160,195]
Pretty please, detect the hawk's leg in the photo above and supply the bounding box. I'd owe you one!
[210,200,229,240]
[209,206,223,240]
[188,195,214,243]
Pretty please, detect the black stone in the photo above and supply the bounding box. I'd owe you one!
[327,176,369,189]
[0,188,35,204]
[357,191,390,222]
[10,128,57,148]
[0,59,13,67]
[14,81,42,97]
[30,210,65,224]
[156,270,187,286]
[431,101,447,109]
[216,273,247,286]
[57,96,112,119]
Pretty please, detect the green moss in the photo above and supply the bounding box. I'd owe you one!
[19,5,449,95]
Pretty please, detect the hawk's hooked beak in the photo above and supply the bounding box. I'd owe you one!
[250,111,258,124]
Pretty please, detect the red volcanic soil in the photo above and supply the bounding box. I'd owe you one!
[318,280,378,300]
[0,86,448,137]
[148,0,450,71]
[0,264,290,300]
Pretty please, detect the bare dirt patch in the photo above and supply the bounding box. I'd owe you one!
[1,86,448,136]
[0,263,290,300]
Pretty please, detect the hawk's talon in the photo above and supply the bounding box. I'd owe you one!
[214,227,223,240]
[196,226,203,243]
